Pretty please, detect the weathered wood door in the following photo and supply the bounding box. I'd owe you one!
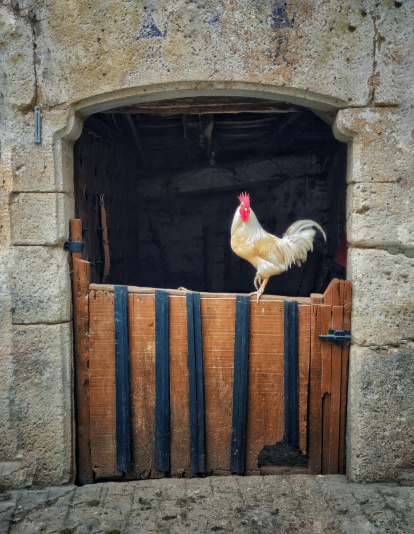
[70,220,351,484]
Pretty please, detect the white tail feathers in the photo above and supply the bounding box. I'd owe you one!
[282,220,326,267]
[284,219,327,241]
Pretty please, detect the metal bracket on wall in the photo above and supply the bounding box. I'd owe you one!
[34,106,42,144]
[319,329,351,346]
[64,239,85,253]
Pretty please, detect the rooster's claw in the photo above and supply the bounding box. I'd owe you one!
[249,290,262,303]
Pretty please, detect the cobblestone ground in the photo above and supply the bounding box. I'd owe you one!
[0,475,413,534]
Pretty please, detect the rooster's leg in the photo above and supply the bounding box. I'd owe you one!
[253,274,262,291]
[255,278,269,302]
[250,277,269,302]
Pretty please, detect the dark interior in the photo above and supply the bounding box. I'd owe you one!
[74,97,347,296]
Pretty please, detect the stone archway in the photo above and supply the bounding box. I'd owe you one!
[58,89,414,484]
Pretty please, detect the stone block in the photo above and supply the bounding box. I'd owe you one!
[10,109,74,193]
[10,323,73,486]
[347,248,414,346]
[347,179,414,247]
[374,2,414,106]
[347,344,414,482]
[334,108,414,184]
[33,1,374,108]
[0,7,35,112]
[11,193,74,245]
[10,247,71,324]
[0,249,17,462]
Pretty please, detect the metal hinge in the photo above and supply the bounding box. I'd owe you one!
[63,239,85,253]
[319,329,351,346]
[34,106,42,144]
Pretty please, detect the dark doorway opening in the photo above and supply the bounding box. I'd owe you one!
[74,97,346,297]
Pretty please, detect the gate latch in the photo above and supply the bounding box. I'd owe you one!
[319,329,351,346]
[63,239,84,253]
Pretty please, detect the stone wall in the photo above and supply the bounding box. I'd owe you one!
[0,0,413,487]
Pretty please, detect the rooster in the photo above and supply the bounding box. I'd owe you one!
[231,192,326,301]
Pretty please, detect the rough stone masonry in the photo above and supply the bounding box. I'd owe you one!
[0,0,413,489]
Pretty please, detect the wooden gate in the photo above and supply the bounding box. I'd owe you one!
[70,220,351,484]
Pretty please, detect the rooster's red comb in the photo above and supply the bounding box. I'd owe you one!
[238,192,250,207]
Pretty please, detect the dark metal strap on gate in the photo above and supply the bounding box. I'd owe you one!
[319,329,351,345]
[186,292,206,474]
[114,285,131,473]
[155,290,170,472]
[231,295,250,474]
[283,300,299,447]
[63,239,84,253]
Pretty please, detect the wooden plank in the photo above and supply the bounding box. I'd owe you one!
[202,297,236,474]
[339,281,352,474]
[114,286,131,473]
[72,256,93,484]
[321,306,332,475]
[343,281,352,331]
[246,300,284,473]
[339,279,345,307]
[321,392,331,475]
[169,295,191,476]
[310,293,323,304]
[155,290,170,473]
[186,293,198,475]
[328,306,343,474]
[102,97,302,115]
[308,304,331,474]
[283,300,299,447]
[89,289,119,478]
[128,294,157,478]
[231,296,250,474]
[322,278,340,306]
[89,284,311,304]
[298,305,311,455]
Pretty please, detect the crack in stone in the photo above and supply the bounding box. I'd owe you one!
[368,9,380,105]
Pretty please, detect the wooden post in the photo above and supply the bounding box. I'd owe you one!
[70,219,93,484]
[70,219,83,259]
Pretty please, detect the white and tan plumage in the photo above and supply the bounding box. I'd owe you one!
[231,192,326,301]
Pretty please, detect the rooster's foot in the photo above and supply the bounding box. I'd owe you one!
[249,290,263,303]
